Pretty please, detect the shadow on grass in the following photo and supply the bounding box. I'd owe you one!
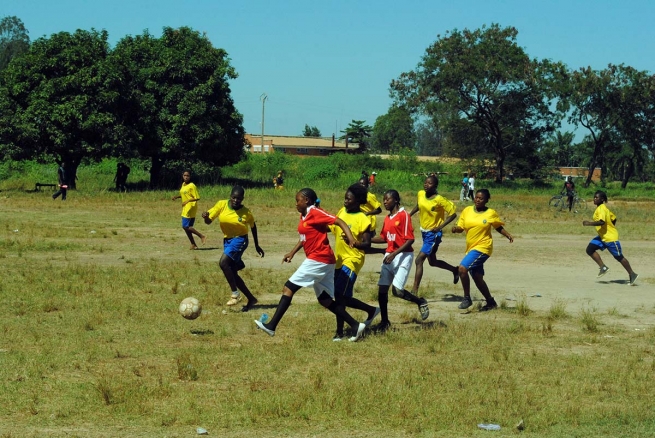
[190,329,215,335]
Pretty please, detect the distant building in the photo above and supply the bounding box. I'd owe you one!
[557,167,602,182]
[244,134,359,156]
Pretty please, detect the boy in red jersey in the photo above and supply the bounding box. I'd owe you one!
[254,188,367,341]
[371,190,429,332]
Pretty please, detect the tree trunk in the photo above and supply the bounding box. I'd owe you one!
[67,158,81,190]
[620,157,634,189]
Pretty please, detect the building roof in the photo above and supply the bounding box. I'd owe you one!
[245,134,358,149]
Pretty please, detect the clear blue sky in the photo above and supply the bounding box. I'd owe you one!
[6,0,655,138]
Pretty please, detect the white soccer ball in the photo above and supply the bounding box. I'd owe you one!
[179,297,202,320]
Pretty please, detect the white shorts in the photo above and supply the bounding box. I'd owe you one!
[378,252,414,290]
[288,259,336,299]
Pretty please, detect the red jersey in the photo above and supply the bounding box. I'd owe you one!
[380,208,414,253]
[298,206,337,264]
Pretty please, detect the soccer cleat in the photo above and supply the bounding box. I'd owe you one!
[254,319,275,337]
[332,333,343,342]
[241,299,258,312]
[479,299,498,312]
[226,294,242,306]
[418,298,430,320]
[629,273,639,286]
[349,323,366,342]
[597,266,609,278]
[364,307,381,327]
[458,297,473,309]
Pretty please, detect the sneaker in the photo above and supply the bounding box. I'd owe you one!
[254,319,275,337]
[479,299,498,312]
[241,299,258,312]
[418,298,430,321]
[332,333,343,342]
[597,266,609,278]
[226,294,242,306]
[458,297,473,309]
[629,273,639,286]
[373,321,392,333]
[364,307,381,327]
[349,323,366,342]
[453,270,460,285]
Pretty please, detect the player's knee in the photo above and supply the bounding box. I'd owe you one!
[391,286,404,298]
[284,280,302,293]
[585,245,597,256]
[612,254,624,263]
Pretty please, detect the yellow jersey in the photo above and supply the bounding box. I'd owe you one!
[330,207,371,274]
[593,203,619,242]
[416,190,456,231]
[207,200,255,239]
[360,191,381,231]
[456,206,504,256]
[180,182,199,218]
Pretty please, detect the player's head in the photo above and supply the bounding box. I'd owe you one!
[382,189,400,212]
[345,183,368,210]
[230,185,245,209]
[424,175,439,193]
[593,190,608,204]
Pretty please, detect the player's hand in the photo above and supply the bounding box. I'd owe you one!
[383,253,395,264]
[256,245,265,257]
[283,253,293,263]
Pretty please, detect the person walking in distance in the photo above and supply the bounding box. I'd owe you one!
[452,189,514,312]
[460,173,469,202]
[52,162,69,201]
[467,173,476,201]
[171,170,206,250]
[409,174,459,297]
[358,176,382,237]
[254,188,366,341]
[583,190,638,285]
[202,185,265,311]
[371,189,428,332]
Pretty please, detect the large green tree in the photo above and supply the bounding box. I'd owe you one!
[111,27,245,187]
[0,29,119,186]
[559,64,655,187]
[0,16,30,70]
[391,24,562,181]
[340,120,372,153]
[371,106,414,153]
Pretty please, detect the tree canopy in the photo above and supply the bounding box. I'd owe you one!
[391,24,563,182]
[371,106,414,153]
[0,16,30,71]
[340,120,372,152]
[302,124,321,137]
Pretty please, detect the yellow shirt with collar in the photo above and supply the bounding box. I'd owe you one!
[456,206,504,256]
[207,200,255,239]
[416,190,456,231]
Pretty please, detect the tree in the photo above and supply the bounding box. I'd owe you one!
[302,124,321,137]
[111,27,245,187]
[391,24,562,182]
[340,120,372,153]
[0,29,119,187]
[559,64,655,187]
[414,118,444,156]
[0,16,30,70]
[371,106,414,153]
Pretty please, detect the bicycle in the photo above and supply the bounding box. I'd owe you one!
[548,193,587,212]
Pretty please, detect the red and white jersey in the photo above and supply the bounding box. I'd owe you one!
[298,206,337,264]
[380,207,414,253]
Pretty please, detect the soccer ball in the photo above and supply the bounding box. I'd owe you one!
[179,297,202,320]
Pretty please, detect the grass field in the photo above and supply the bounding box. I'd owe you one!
[1,181,654,437]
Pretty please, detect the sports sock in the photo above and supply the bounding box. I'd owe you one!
[379,291,389,322]
[267,295,292,330]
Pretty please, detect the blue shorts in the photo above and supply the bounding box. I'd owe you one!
[181,217,195,228]
[224,235,248,270]
[420,230,443,256]
[334,265,357,299]
[589,236,623,258]
[460,250,489,276]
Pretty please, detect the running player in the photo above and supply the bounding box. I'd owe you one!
[371,189,428,333]
[171,170,206,250]
[583,190,638,285]
[202,186,265,312]
[409,174,459,296]
[254,188,366,341]
[330,183,380,341]
[452,189,513,311]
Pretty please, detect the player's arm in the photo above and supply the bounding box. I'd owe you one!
[250,224,265,257]
[383,239,414,264]
[334,218,356,247]
[495,226,514,243]
[434,212,457,233]
[408,205,418,217]
[367,206,382,216]
[283,241,303,263]
[582,219,605,226]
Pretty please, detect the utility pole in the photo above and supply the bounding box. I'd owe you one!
[260,93,268,152]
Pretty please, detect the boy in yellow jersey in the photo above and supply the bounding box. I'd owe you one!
[452,189,514,311]
[409,175,459,296]
[172,170,206,249]
[583,191,638,285]
[358,176,382,236]
[330,183,380,341]
[202,186,265,311]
